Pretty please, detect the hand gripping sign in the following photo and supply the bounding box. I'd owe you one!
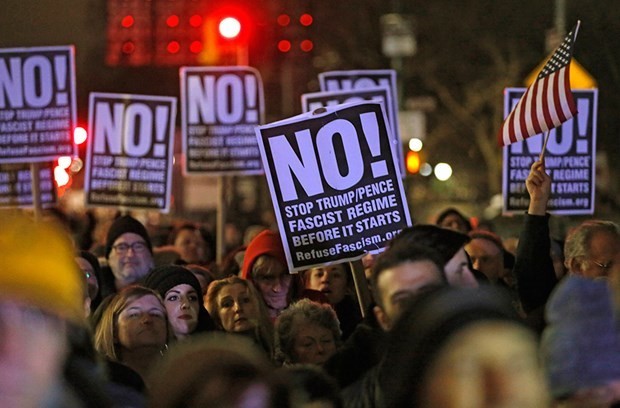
[502,88,598,215]
[0,46,77,163]
[180,66,265,175]
[256,101,412,273]
[85,93,177,212]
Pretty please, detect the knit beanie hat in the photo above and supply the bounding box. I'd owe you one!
[105,215,153,258]
[541,276,620,398]
[0,214,84,323]
[241,229,288,280]
[389,224,470,266]
[143,265,215,332]
[144,265,203,300]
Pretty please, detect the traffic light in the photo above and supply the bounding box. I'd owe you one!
[406,150,420,174]
[73,126,87,145]
[406,137,423,174]
[152,0,209,66]
[275,1,314,54]
[106,0,261,66]
[198,10,250,65]
[219,17,242,39]
[106,0,211,66]
[105,0,154,66]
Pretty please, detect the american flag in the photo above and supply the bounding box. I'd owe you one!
[498,21,581,147]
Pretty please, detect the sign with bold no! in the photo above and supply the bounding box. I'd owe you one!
[180,66,264,175]
[301,86,392,113]
[0,46,77,164]
[502,88,598,215]
[318,70,405,176]
[0,163,56,208]
[256,101,412,272]
[301,87,402,176]
[85,93,177,212]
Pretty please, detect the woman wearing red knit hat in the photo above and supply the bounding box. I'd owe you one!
[241,229,293,320]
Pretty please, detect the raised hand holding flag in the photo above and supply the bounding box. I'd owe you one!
[498,21,581,148]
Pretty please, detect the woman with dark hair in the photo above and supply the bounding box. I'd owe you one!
[301,262,362,340]
[143,265,215,339]
[75,249,103,312]
[435,207,472,233]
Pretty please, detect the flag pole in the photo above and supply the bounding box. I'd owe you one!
[539,131,551,161]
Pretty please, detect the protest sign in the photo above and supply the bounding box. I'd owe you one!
[502,88,598,215]
[0,46,77,164]
[180,66,264,175]
[318,70,405,175]
[301,86,392,113]
[85,93,177,212]
[256,101,411,272]
[0,163,55,208]
[301,87,403,175]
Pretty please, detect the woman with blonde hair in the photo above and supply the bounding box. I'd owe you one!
[94,285,173,391]
[205,276,274,359]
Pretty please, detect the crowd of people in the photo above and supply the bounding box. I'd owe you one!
[2,159,620,408]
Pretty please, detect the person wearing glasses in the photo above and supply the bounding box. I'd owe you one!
[98,215,155,302]
[564,220,620,279]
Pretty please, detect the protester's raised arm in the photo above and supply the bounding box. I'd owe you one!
[513,159,557,328]
[525,160,551,216]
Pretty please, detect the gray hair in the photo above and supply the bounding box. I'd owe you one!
[564,220,620,265]
[275,299,342,364]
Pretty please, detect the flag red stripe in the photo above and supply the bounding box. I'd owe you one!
[506,105,518,144]
[530,80,543,134]
[539,77,554,131]
[517,89,530,143]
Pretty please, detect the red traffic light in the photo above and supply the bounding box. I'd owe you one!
[278,40,291,53]
[73,127,87,145]
[219,16,242,39]
[121,15,134,28]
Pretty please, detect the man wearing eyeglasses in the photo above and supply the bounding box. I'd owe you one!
[564,220,620,279]
[100,215,155,299]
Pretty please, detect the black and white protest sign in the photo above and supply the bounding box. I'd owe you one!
[256,101,411,272]
[85,93,177,212]
[0,163,55,208]
[180,66,264,175]
[301,87,403,173]
[301,86,392,113]
[0,46,77,164]
[502,88,598,215]
[318,70,405,175]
